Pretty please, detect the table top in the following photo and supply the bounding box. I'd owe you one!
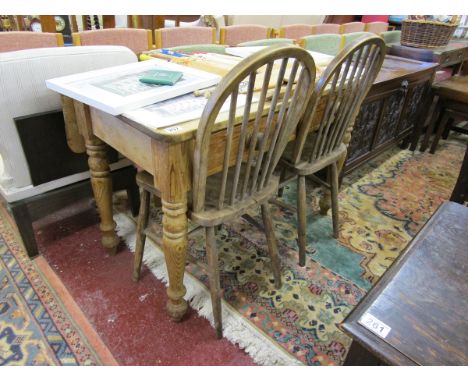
[342,201,468,365]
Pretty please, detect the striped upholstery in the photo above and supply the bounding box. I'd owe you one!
[343,32,375,47]
[311,23,341,35]
[73,28,151,54]
[155,27,216,49]
[237,38,294,47]
[365,22,389,34]
[339,22,366,33]
[220,25,272,46]
[0,32,63,53]
[278,24,313,40]
[299,34,344,56]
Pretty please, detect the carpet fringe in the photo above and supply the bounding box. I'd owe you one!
[114,212,303,366]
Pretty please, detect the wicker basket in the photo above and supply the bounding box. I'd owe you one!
[401,19,458,48]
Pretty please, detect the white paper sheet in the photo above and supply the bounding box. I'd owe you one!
[123,92,248,130]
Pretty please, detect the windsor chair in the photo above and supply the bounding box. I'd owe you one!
[132,44,317,338]
[278,36,386,266]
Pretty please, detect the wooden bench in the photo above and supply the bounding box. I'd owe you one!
[341,201,468,365]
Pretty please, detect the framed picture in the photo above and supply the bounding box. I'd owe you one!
[46,58,221,115]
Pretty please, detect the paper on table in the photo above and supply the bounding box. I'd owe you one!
[123,92,249,130]
[226,46,334,68]
[45,58,220,115]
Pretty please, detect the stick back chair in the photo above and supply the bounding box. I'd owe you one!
[279,36,386,266]
[132,44,317,338]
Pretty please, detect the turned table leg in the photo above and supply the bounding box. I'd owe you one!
[73,101,119,255]
[86,137,120,255]
[153,140,190,321]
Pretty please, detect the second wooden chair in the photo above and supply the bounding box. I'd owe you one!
[132,44,317,338]
[279,36,386,266]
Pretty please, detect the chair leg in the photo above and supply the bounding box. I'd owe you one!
[329,163,340,239]
[442,118,454,140]
[420,97,440,152]
[297,175,307,267]
[277,166,287,197]
[206,226,222,339]
[133,188,151,282]
[430,110,451,154]
[261,203,282,289]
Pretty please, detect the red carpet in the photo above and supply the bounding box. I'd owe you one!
[33,198,255,366]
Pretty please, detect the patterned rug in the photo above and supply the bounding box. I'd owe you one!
[115,136,465,366]
[0,206,116,365]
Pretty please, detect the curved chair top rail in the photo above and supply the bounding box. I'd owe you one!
[291,35,386,165]
[192,44,317,213]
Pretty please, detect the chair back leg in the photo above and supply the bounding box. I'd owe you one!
[297,175,308,267]
[133,188,151,282]
[260,203,282,288]
[206,226,223,338]
[329,162,340,239]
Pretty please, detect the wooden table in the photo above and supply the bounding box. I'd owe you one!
[388,41,468,73]
[341,201,468,365]
[62,55,437,321]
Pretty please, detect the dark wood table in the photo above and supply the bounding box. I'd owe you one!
[341,201,468,366]
[388,41,468,73]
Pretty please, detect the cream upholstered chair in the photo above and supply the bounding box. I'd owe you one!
[219,24,272,46]
[339,22,366,34]
[72,28,153,54]
[311,23,341,35]
[365,22,389,34]
[0,32,64,53]
[278,24,313,40]
[154,27,216,48]
[0,46,140,257]
[278,36,386,266]
[299,34,344,56]
[132,45,317,338]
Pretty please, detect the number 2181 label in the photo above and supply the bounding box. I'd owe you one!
[358,312,392,339]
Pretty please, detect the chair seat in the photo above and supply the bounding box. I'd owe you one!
[433,76,468,104]
[136,167,279,227]
[281,140,347,176]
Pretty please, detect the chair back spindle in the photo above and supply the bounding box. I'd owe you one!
[292,36,386,166]
[192,45,317,214]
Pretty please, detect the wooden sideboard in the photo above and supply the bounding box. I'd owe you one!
[344,55,438,174]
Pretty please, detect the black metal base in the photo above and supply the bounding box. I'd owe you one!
[3,166,139,258]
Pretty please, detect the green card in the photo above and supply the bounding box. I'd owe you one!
[139,69,183,86]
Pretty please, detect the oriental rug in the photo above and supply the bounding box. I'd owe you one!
[115,136,465,366]
[0,206,117,366]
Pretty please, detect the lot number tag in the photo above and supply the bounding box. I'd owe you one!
[358,312,391,339]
